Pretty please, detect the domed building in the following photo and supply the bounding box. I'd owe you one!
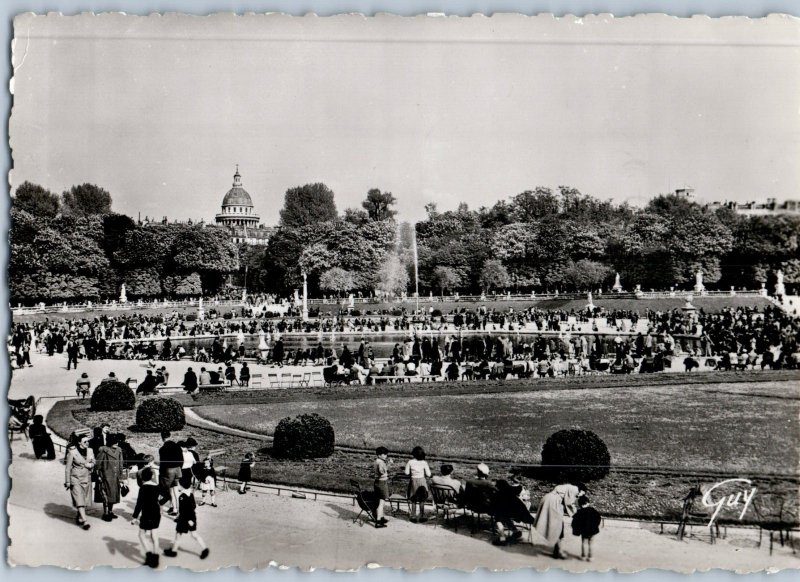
[214,166,273,245]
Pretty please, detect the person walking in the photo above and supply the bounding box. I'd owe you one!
[95,433,125,521]
[66,336,80,370]
[158,431,183,516]
[64,432,95,530]
[163,480,210,560]
[131,467,162,568]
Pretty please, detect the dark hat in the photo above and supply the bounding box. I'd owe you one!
[184,437,198,448]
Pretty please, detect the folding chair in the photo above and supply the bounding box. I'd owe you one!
[431,483,462,531]
[349,479,379,527]
[267,373,280,388]
[300,372,312,387]
[311,371,323,387]
[249,373,263,387]
[291,373,303,388]
[280,372,292,388]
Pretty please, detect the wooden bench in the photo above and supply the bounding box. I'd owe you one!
[370,375,441,384]
[199,382,231,393]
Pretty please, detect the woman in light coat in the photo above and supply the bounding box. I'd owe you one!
[534,483,584,559]
[65,433,96,530]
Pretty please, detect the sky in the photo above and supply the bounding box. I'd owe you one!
[9,13,800,224]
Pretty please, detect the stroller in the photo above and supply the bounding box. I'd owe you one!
[350,479,380,527]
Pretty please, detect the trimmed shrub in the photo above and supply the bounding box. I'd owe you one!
[185,313,198,322]
[90,380,136,411]
[431,309,442,317]
[350,309,361,317]
[272,413,335,459]
[135,397,185,432]
[222,311,234,320]
[541,428,611,482]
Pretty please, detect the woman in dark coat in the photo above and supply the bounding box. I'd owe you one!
[29,415,55,460]
[95,433,124,521]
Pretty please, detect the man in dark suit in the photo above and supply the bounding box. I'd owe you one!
[89,423,111,455]
[137,370,158,395]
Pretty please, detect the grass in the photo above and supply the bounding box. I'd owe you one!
[194,380,800,475]
[46,392,799,525]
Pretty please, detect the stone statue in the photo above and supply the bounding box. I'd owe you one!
[775,269,786,296]
[119,283,127,303]
[612,273,622,292]
[694,270,705,293]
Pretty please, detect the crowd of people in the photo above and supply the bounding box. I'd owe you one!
[368,447,601,560]
[60,424,221,567]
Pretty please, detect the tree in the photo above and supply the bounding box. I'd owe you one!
[362,188,397,221]
[123,268,162,297]
[432,266,462,296]
[342,207,369,226]
[12,182,60,217]
[61,183,112,216]
[318,267,355,295]
[561,259,612,290]
[279,183,338,227]
[163,272,202,296]
[479,259,510,292]
[511,188,559,222]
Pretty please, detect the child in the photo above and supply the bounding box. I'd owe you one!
[163,480,210,560]
[197,457,218,507]
[373,447,390,528]
[136,455,158,487]
[571,495,602,562]
[404,446,431,523]
[131,467,162,568]
[238,452,255,494]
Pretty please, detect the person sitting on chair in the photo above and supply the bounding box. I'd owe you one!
[445,361,460,381]
[491,479,533,546]
[462,463,496,513]
[137,370,158,395]
[239,362,250,387]
[431,464,464,495]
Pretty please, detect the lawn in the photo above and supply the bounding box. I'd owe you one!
[195,380,800,475]
[46,391,799,524]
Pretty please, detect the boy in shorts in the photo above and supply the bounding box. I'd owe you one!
[373,447,390,528]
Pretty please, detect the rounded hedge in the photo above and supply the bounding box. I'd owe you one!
[272,413,335,459]
[135,397,186,432]
[541,428,611,483]
[90,380,136,411]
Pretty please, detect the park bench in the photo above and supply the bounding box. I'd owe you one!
[198,381,231,393]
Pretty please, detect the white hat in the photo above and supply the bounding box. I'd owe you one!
[477,463,490,476]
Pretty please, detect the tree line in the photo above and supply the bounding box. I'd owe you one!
[10,180,800,303]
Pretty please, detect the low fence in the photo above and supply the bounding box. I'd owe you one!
[12,289,773,316]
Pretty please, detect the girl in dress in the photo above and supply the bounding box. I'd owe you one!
[238,452,255,494]
[197,457,218,507]
[404,446,431,523]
